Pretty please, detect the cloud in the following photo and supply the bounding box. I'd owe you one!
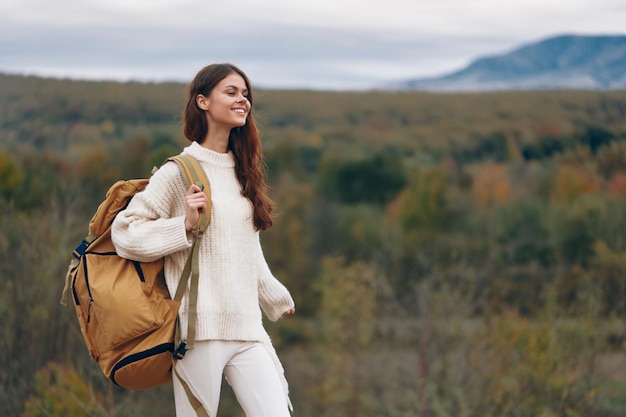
[0,15,519,89]
[1,0,625,89]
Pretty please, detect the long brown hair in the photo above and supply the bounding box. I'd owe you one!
[183,63,274,230]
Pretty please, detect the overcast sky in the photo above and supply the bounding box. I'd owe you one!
[1,0,625,90]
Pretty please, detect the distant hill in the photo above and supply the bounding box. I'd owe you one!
[395,34,626,91]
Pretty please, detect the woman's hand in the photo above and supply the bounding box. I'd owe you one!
[282,308,295,317]
[184,184,207,232]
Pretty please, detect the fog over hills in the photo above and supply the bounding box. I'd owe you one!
[394,34,626,91]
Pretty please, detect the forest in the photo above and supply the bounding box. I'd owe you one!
[1,72,626,417]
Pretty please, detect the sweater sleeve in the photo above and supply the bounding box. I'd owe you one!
[111,163,192,262]
[256,234,295,321]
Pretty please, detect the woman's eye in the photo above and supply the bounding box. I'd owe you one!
[225,90,249,99]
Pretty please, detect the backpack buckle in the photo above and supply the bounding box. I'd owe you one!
[173,342,187,360]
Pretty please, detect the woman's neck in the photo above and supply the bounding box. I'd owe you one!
[200,129,230,153]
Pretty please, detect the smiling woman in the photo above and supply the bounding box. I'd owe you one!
[111,63,295,417]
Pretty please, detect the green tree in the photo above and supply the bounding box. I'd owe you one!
[0,151,23,200]
[596,140,626,179]
[319,153,406,205]
[467,312,604,417]
[591,240,626,316]
[21,363,101,417]
[312,257,378,417]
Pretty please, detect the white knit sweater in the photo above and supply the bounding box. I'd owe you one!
[111,142,294,403]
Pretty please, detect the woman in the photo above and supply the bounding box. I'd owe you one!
[111,63,295,417]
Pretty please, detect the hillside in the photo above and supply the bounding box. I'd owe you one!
[397,34,626,91]
[1,73,626,417]
[2,72,626,157]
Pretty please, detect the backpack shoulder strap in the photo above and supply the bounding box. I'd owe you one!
[166,155,212,234]
[164,154,213,358]
[167,154,212,416]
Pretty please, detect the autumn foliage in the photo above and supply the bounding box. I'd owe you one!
[1,73,625,416]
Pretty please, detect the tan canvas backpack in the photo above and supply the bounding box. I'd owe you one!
[61,154,211,392]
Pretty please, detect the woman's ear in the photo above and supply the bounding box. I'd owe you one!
[196,94,209,110]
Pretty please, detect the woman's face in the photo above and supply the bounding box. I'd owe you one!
[198,72,251,129]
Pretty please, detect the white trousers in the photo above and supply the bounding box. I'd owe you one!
[172,340,291,417]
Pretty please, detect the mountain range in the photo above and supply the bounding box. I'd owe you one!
[394,34,626,91]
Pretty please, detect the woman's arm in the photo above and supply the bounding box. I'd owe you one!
[111,163,192,262]
[255,234,296,321]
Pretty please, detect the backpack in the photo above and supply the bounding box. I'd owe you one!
[60,154,211,391]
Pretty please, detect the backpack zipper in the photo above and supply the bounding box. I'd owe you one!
[82,255,96,322]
